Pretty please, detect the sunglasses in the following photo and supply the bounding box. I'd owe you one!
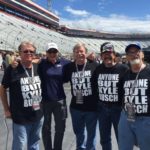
[102,51,113,54]
[22,50,35,54]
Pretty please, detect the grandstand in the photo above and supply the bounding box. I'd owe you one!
[0,1,147,150]
[0,0,150,56]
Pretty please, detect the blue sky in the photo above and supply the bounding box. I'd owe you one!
[34,0,150,33]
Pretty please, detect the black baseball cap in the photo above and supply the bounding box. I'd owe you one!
[100,42,115,53]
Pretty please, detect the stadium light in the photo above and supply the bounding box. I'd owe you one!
[47,0,52,11]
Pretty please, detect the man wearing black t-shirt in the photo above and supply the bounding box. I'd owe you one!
[92,42,128,150]
[63,43,98,150]
[118,43,150,150]
[0,42,43,150]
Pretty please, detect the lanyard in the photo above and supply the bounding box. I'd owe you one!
[130,64,143,94]
[22,64,34,77]
[75,60,87,79]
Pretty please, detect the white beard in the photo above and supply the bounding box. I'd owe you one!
[130,58,141,65]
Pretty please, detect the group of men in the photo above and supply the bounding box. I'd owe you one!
[0,41,150,150]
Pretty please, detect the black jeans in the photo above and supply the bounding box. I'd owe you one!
[42,100,67,150]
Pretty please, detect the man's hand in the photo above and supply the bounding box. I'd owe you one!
[0,85,11,119]
[4,110,11,118]
[11,59,19,68]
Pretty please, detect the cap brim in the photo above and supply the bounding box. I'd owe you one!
[47,48,58,52]
[125,44,141,53]
[101,49,114,53]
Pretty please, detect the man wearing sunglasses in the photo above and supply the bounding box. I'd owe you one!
[0,41,43,150]
[92,42,128,150]
[38,42,70,150]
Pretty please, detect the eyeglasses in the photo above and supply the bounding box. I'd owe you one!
[22,50,35,54]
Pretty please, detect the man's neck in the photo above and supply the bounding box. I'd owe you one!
[50,60,57,64]
[47,58,57,64]
[76,59,87,65]
[21,61,32,68]
[131,63,145,73]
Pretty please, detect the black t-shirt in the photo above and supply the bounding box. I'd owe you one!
[92,63,128,106]
[119,64,150,116]
[64,60,99,111]
[1,63,43,124]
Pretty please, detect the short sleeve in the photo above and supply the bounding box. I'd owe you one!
[1,66,12,89]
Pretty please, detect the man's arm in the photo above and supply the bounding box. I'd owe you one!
[0,85,11,118]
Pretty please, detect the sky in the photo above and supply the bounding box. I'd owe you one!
[34,0,150,34]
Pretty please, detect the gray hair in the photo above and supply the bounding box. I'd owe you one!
[18,41,36,52]
[73,43,88,53]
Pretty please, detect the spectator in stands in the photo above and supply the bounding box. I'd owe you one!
[63,43,98,150]
[38,43,70,150]
[0,41,43,150]
[92,42,128,150]
[86,51,95,61]
[95,54,102,64]
[121,55,128,64]
[115,52,122,64]
[118,44,150,150]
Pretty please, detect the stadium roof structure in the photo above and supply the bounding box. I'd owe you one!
[59,25,150,40]
[0,0,59,27]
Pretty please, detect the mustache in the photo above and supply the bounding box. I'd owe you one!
[130,58,141,65]
[103,57,112,61]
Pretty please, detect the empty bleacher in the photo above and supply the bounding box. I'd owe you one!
[0,12,150,55]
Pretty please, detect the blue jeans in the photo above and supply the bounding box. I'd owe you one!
[118,111,150,150]
[97,103,121,150]
[70,107,97,150]
[12,118,43,150]
[42,100,67,150]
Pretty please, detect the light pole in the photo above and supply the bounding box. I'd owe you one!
[47,0,52,12]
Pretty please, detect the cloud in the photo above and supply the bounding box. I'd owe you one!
[98,0,111,11]
[60,13,150,33]
[146,15,150,20]
[64,6,90,17]
[98,0,107,7]
[53,10,61,16]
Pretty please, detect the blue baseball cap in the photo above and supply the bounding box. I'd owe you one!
[125,43,142,53]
